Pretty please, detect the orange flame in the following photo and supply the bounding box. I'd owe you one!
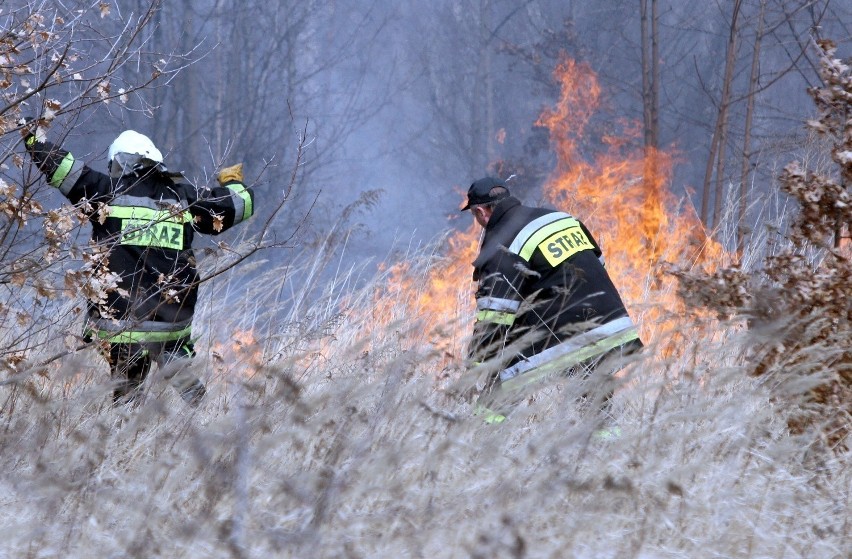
[367,226,481,357]
[537,58,722,336]
[373,57,723,354]
[211,328,263,377]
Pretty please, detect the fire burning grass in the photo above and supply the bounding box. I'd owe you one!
[374,57,725,352]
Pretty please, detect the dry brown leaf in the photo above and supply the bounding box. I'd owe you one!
[96,203,110,225]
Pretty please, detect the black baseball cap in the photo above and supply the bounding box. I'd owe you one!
[460,177,510,211]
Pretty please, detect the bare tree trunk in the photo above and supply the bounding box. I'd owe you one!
[640,0,658,151]
[469,0,496,176]
[149,1,168,145]
[700,131,718,227]
[214,0,226,158]
[712,119,729,229]
[484,0,496,165]
[651,0,660,148]
[738,0,766,254]
[701,0,742,231]
[640,0,662,261]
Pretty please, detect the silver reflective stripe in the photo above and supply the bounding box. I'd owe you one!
[56,159,85,196]
[476,296,520,313]
[111,194,186,211]
[499,316,638,383]
[229,191,245,224]
[226,183,252,223]
[508,212,572,256]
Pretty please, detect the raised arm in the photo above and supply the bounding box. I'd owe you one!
[23,129,112,205]
[185,163,255,235]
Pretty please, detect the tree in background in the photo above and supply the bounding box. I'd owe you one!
[117,0,394,233]
[676,1,844,242]
[561,1,848,248]
[397,1,850,252]
[399,1,565,195]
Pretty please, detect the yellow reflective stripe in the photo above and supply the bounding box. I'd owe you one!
[227,183,253,222]
[49,153,75,188]
[517,217,579,261]
[91,324,192,344]
[476,310,516,326]
[539,225,594,266]
[502,328,640,392]
[473,405,507,424]
[110,205,189,249]
[108,205,192,223]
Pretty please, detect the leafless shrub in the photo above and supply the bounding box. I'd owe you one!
[0,1,184,367]
[672,39,852,450]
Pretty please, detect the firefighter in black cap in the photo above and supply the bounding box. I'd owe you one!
[462,177,642,422]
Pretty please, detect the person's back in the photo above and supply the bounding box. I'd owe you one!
[463,177,641,418]
[473,195,638,375]
[85,169,199,325]
[481,199,630,344]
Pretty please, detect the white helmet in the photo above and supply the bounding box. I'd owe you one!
[108,130,164,177]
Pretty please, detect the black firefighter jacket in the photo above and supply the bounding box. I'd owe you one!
[26,140,254,345]
[470,196,641,389]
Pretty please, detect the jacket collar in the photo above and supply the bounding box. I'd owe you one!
[485,196,521,231]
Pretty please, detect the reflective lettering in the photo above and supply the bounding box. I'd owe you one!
[537,226,593,267]
[547,242,562,259]
[120,218,184,250]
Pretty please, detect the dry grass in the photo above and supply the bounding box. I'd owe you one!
[0,250,849,559]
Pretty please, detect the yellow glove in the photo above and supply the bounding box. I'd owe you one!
[217,163,243,185]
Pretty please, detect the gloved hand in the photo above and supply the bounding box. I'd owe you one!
[217,163,243,185]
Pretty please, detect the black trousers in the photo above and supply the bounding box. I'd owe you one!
[104,338,201,405]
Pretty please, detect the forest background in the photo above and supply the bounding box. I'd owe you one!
[9,1,852,261]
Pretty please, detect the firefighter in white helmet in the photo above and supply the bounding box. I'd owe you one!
[22,122,254,406]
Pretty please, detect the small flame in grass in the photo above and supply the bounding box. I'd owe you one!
[367,227,482,357]
[211,329,263,376]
